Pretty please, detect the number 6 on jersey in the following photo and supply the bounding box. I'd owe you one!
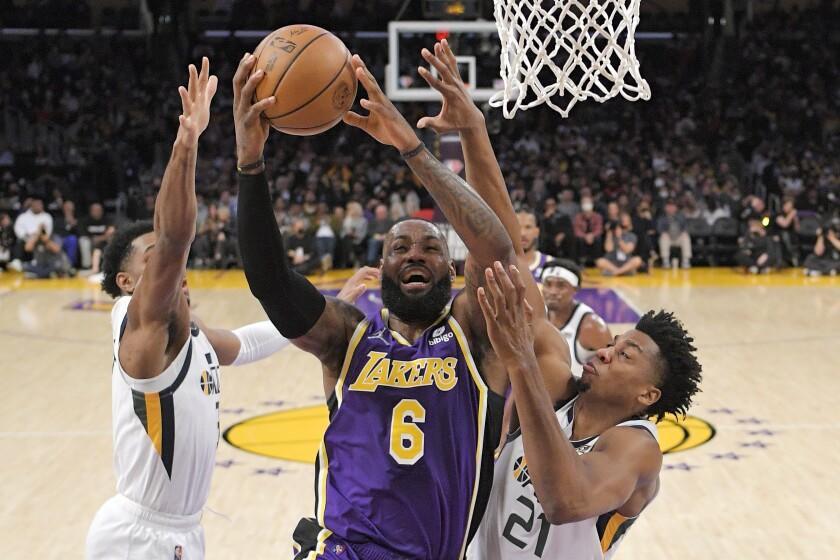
[389,399,426,464]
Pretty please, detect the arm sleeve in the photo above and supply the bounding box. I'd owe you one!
[231,321,290,366]
[237,171,326,338]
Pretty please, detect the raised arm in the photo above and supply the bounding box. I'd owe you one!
[478,263,661,524]
[232,53,362,376]
[343,55,515,271]
[120,58,217,380]
[415,41,574,401]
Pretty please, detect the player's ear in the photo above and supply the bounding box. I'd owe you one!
[116,271,135,294]
[638,385,661,409]
[449,260,456,281]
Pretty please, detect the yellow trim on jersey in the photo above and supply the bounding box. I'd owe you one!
[380,309,412,346]
[600,512,630,552]
[304,528,333,560]
[380,304,453,346]
[335,319,370,407]
[448,316,488,560]
[144,392,163,456]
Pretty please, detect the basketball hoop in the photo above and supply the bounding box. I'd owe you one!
[489,0,651,118]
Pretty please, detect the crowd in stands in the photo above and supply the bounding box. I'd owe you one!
[0,7,837,279]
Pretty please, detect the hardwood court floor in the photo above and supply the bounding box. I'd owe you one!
[0,268,838,559]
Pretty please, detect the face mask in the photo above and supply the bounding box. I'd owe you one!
[581,201,594,212]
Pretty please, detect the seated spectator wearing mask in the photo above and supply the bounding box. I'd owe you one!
[596,212,645,276]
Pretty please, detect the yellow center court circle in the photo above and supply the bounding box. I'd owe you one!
[224,406,715,463]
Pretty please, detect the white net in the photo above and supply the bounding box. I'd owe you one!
[489,0,651,118]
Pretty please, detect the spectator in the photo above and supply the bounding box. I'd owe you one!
[366,203,394,266]
[286,217,318,275]
[192,203,239,269]
[341,201,368,268]
[803,221,840,276]
[556,189,580,218]
[54,200,80,267]
[657,199,692,269]
[774,196,800,266]
[0,212,14,269]
[13,196,52,262]
[540,196,575,259]
[573,196,603,266]
[736,218,780,274]
[19,224,74,278]
[633,201,657,265]
[313,202,337,272]
[79,202,114,276]
[596,212,644,276]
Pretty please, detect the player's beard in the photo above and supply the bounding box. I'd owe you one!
[381,273,453,325]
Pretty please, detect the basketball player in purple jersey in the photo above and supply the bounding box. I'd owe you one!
[233,53,518,559]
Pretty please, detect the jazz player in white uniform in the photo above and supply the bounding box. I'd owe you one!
[85,58,374,559]
[469,262,702,560]
[540,259,612,378]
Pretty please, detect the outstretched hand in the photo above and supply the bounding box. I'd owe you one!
[337,266,380,304]
[416,39,484,134]
[477,261,535,366]
[177,57,218,146]
[342,55,419,152]
[233,52,276,168]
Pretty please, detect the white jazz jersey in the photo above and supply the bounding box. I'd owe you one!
[558,302,598,378]
[467,396,658,560]
[109,296,221,516]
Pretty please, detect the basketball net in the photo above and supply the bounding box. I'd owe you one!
[489,0,651,118]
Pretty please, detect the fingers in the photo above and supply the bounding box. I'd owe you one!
[417,64,446,93]
[440,39,459,74]
[508,264,527,303]
[477,287,497,325]
[342,110,368,130]
[351,55,383,99]
[250,94,276,116]
[484,266,506,313]
[338,283,367,304]
[493,261,518,303]
[198,56,210,91]
[233,53,257,97]
[241,69,265,105]
[178,86,191,117]
[188,63,198,100]
[416,115,442,130]
[421,48,453,84]
[206,75,219,100]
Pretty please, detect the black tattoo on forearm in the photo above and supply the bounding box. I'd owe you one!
[406,149,513,263]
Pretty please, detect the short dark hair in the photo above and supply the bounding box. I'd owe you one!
[635,309,702,422]
[516,206,538,220]
[101,221,154,298]
[541,258,582,287]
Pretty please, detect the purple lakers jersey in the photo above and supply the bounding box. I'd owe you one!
[529,251,550,282]
[303,306,504,560]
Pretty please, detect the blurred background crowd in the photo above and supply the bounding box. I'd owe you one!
[0,0,837,279]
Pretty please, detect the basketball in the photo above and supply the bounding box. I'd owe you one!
[251,24,357,136]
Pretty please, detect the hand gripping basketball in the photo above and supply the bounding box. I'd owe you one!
[342,55,419,153]
[176,57,218,146]
[417,40,484,134]
[233,53,276,167]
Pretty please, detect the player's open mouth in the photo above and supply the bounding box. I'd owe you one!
[400,267,432,290]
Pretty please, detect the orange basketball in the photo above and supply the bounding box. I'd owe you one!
[251,25,357,136]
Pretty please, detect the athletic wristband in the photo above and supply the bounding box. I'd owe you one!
[237,158,265,173]
[400,142,425,159]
